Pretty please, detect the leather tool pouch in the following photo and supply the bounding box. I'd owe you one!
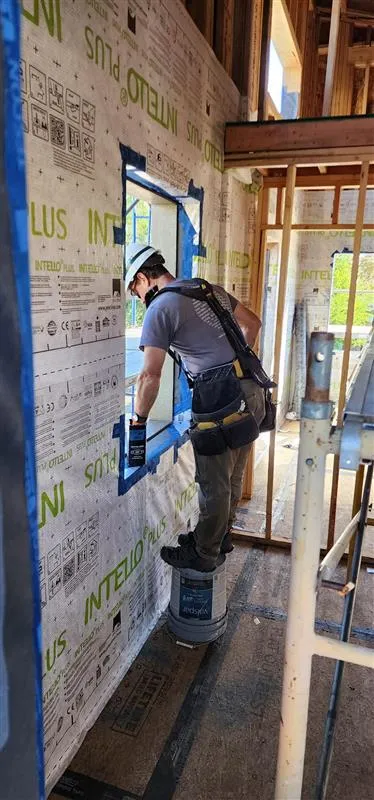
[259,389,276,432]
[189,365,259,456]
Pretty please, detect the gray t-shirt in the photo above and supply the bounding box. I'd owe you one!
[140,279,238,375]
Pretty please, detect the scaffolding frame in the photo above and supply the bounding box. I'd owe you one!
[275,330,374,799]
[224,117,374,559]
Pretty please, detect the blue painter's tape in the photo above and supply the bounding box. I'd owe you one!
[15,208,28,252]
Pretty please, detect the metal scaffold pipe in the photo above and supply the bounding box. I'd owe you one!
[275,332,334,800]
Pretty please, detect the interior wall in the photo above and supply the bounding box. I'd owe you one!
[295,188,374,402]
[20,0,257,791]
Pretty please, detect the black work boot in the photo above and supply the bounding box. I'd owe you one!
[178,530,234,554]
[160,541,218,572]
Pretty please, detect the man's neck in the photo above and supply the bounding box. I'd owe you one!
[154,273,175,290]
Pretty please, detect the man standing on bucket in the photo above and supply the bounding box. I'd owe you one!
[125,242,265,573]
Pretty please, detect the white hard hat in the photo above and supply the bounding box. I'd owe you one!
[124,243,163,291]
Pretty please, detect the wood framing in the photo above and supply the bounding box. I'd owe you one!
[265,165,296,537]
[225,115,374,165]
[258,0,273,120]
[263,223,374,231]
[242,186,269,500]
[228,116,373,554]
[263,165,374,189]
[222,0,235,76]
[323,0,343,115]
[332,185,341,224]
[231,529,374,567]
[327,161,370,549]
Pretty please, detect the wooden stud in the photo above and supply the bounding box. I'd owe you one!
[327,161,370,550]
[300,4,319,117]
[265,164,296,538]
[242,187,269,500]
[362,65,370,114]
[248,0,265,115]
[258,0,273,120]
[231,528,374,566]
[222,0,235,76]
[275,187,283,226]
[254,187,270,319]
[323,0,342,114]
[332,185,341,224]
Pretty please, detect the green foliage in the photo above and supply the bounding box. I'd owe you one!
[125,194,150,329]
[125,299,146,327]
[331,253,374,325]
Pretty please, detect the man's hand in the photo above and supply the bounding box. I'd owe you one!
[135,346,166,418]
[233,302,261,347]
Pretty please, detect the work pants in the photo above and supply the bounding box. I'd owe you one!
[192,379,265,564]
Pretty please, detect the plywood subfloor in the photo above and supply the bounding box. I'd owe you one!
[50,541,374,800]
[50,426,374,800]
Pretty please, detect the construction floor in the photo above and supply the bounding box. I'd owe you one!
[50,425,374,800]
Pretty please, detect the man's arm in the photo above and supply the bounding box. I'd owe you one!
[233,302,261,347]
[135,346,166,418]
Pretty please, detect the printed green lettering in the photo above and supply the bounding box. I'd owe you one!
[84,448,117,488]
[84,540,144,624]
[84,25,120,81]
[30,202,67,240]
[22,0,62,42]
[127,67,178,136]
[38,481,65,529]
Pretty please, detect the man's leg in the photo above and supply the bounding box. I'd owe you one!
[227,379,265,532]
[193,446,235,562]
[227,443,251,533]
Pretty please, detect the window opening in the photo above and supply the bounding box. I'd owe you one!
[329,251,374,407]
[124,177,178,447]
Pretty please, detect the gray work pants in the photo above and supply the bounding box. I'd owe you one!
[192,379,265,564]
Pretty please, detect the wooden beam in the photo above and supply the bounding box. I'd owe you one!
[225,115,374,157]
[263,223,374,230]
[225,147,374,169]
[322,0,342,115]
[265,164,296,538]
[263,168,374,188]
[258,0,273,120]
[327,161,369,550]
[332,185,341,224]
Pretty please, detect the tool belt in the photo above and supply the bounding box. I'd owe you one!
[189,362,259,456]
